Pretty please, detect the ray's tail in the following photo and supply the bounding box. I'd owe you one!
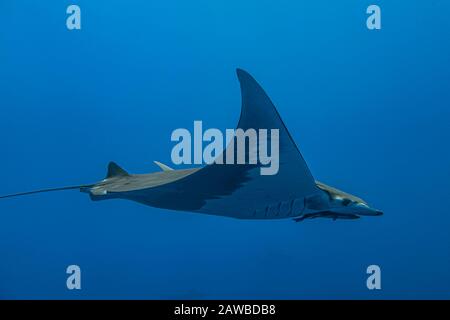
[0,162,122,200]
[0,184,94,199]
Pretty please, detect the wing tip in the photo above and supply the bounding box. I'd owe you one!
[236,68,253,82]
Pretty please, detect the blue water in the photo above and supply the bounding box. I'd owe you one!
[1,1,449,299]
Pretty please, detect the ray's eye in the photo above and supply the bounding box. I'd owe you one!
[342,199,352,206]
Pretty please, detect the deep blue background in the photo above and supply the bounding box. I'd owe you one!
[0,1,449,299]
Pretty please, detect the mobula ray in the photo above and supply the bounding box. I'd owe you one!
[0,69,383,221]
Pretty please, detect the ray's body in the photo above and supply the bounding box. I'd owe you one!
[0,69,382,221]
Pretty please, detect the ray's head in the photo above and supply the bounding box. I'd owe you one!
[316,181,383,216]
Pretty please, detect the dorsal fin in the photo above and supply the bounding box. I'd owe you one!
[106,162,129,178]
[154,161,173,171]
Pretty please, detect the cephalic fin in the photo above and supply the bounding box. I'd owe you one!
[154,161,173,171]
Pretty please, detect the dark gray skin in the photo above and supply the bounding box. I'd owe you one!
[79,161,382,221]
[0,69,383,221]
